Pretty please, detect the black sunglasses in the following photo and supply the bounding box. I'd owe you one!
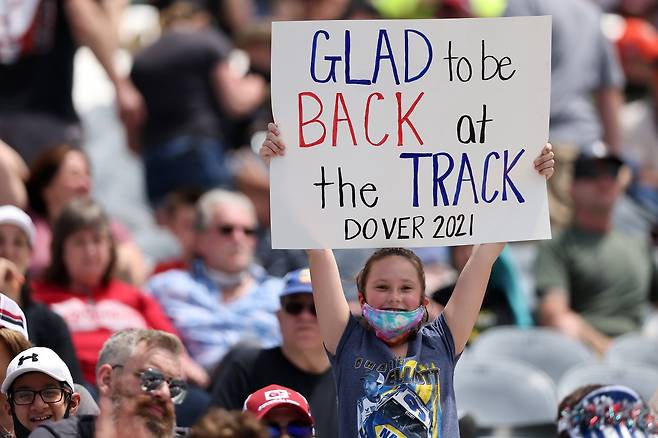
[267,422,314,438]
[282,300,316,316]
[216,225,257,237]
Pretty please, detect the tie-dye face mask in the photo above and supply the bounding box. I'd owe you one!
[362,303,425,345]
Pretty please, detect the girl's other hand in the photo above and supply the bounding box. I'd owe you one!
[259,123,286,164]
[534,143,555,179]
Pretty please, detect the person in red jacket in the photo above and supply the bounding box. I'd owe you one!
[32,198,207,388]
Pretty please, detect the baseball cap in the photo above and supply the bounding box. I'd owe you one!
[2,347,74,394]
[281,268,313,297]
[573,152,624,180]
[0,294,28,340]
[0,205,35,247]
[573,142,624,179]
[243,384,314,424]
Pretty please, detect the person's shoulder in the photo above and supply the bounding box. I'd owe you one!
[223,343,267,366]
[147,268,197,292]
[30,415,95,437]
[26,301,66,326]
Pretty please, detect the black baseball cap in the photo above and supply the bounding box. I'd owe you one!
[572,153,624,180]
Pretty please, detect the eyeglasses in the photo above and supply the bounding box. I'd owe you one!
[10,388,70,405]
[112,366,188,405]
[282,300,316,317]
[266,422,314,438]
[216,225,257,237]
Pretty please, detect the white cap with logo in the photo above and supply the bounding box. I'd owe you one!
[1,347,74,394]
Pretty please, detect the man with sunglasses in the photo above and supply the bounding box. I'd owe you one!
[30,329,187,438]
[535,152,658,354]
[1,347,80,438]
[210,268,337,437]
[147,189,283,372]
[244,384,315,438]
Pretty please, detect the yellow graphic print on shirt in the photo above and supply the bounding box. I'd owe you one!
[356,359,441,438]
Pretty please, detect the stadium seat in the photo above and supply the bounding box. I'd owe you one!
[605,332,658,368]
[468,326,596,383]
[557,362,658,402]
[454,355,558,428]
[643,311,658,339]
[74,383,100,416]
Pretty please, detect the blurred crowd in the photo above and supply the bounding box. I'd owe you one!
[1,0,658,436]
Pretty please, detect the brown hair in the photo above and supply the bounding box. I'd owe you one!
[159,188,203,218]
[26,144,90,218]
[356,248,426,301]
[44,198,117,287]
[188,409,268,438]
[0,328,32,358]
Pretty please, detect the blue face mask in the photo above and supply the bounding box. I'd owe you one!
[362,303,425,345]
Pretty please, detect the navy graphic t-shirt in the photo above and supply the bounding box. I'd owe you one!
[330,314,460,438]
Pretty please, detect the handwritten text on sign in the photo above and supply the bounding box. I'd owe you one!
[270,17,551,249]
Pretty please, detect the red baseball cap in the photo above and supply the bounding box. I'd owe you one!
[243,385,314,424]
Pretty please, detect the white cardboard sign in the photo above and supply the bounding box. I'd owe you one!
[270,17,551,249]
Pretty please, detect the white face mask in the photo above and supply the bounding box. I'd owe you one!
[205,267,246,288]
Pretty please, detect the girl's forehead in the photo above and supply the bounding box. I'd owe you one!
[370,255,416,270]
[13,372,59,389]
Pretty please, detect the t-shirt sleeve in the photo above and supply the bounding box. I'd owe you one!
[210,347,257,410]
[534,239,569,296]
[427,314,458,363]
[594,21,625,89]
[203,29,233,65]
[330,314,361,362]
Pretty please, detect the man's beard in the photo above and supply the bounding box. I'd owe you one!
[112,384,176,437]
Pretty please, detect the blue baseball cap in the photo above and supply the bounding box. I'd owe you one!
[281,268,313,297]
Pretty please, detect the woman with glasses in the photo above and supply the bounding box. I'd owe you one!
[1,347,80,438]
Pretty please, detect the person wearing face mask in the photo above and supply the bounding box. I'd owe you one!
[210,268,337,437]
[260,123,556,438]
[146,189,283,372]
[1,347,80,438]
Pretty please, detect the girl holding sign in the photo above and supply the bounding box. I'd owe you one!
[261,123,554,437]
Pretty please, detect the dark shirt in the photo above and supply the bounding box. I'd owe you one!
[211,346,338,438]
[24,297,85,385]
[0,0,77,121]
[131,28,232,147]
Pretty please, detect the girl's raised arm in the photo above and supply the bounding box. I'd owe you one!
[443,143,554,355]
[260,123,350,354]
[306,249,351,354]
